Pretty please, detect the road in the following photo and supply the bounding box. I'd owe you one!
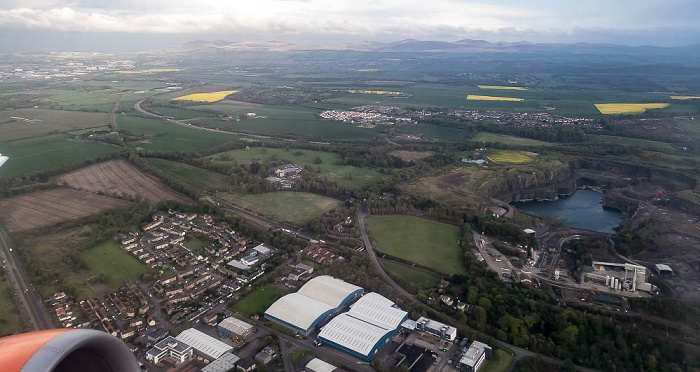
[357,204,600,372]
[472,231,515,281]
[0,225,53,330]
[109,93,122,131]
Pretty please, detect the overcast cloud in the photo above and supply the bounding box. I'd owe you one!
[0,0,698,51]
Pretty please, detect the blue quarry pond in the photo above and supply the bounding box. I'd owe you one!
[512,189,622,233]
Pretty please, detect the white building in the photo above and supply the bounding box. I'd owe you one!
[218,317,255,339]
[458,341,492,372]
[175,328,233,360]
[415,317,457,341]
[201,352,240,372]
[305,358,338,372]
[146,336,193,364]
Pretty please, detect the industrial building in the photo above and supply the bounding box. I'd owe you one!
[655,264,673,277]
[585,261,654,292]
[201,352,241,372]
[264,276,363,335]
[415,317,457,342]
[305,358,338,372]
[318,292,408,361]
[146,336,193,365]
[175,328,234,360]
[218,317,255,339]
[458,341,492,372]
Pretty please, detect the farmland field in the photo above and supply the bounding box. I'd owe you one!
[0,109,109,141]
[390,150,435,162]
[486,150,536,164]
[221,192,341,225]
[472,132,550,146]
[81,240,155,291]
[366,215,464,275]
[0,188,131,232]
[379,259,441,287]
[670,96,700,100]
[345,90,405,95]
[0,135,122,180]
[231,284,288,317]
[207,147,386,189]
[173,90,239,103]
[0,278,24,337]
[147,158,229,191]
[117,68,181,74]
[594,103,670,114]
[478,85,527,90]
[57,160,190,203]
[467,95,524,102]
[587,135,674,150]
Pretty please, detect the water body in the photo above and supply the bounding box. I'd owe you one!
[512,189,622,233]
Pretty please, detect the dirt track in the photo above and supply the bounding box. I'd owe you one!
[57,160,190,203]
[0,188,132,232]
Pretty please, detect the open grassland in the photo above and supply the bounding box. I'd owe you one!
[116,115,239,152]
[467,95,524,102]
[480,348,515,372]
[478,85,527,90]
[147,158,229,191]
[472,132,550,146]
[0,278,24,337]
[670,96,700,100]
[82,240,155,290]
[390,150,435,162]
[401,123,473,141]
[207,147,386,189]
[42,89,118,112]
[231,284,288,317]
[594,103,670,114]
[222,192,341,225]
[184,235,209,251]
[367,215,464,275]
[486,150,536,164]
[0,135,121,179]
[57,160,190,203]
[345,90,405,95]
[0,188,131,232]
[116,68,181,74]
[189,103,259,115]
[679,119,700,137]
[587,135,674,150]
[0,109,109,141]
[380,259,441,287]
[173,90,239,103]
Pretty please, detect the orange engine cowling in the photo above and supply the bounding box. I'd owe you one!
[0,329,140,372]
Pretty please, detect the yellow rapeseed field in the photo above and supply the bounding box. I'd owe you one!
[116,68,181,74]
[478,85,527,90]
[594,103,669,115]
[172,90,239,103]
[346,90,404,95]
[467,95,524,102]
[670,96,700,100]
[486,150,535,164]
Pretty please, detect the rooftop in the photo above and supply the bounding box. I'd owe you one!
[318,313,393,357]
[297,275,363,308]
[201,353,240,372]
[265,293,334,331]
[175,328,233,360]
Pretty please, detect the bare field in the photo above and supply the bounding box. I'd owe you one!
[0,108,109,141]
[0,188,131,232]
[57,160,190,203]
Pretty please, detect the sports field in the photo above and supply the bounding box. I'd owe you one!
[231,284,288,317]
[147,158,230,191]
[222,192,341,225]
[367,215,464,274]
[0,109,109,141]
[81,240,155,291]
[472,132,550,146]
[208,147,386,189]
[485,150,536,164]
[380,259,440,287]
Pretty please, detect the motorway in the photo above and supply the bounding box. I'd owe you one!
[0,224,53,330]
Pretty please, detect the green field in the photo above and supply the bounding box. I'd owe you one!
[401,123,473,141]
[380,259,440,287]
[367,215,464,274]
[116,115,239,152]
[184,235,209,251]
[0,108,109,141]
[147,158,229,190]
[222,192,341,225]
[81,240,155,291]
[231,284,288,317]
[480,348,515,372]
[472,132,550,146]
[0,134,121,179]
[679,119,700,137]
[587,134,675,150]
[208,147,387,189]
[0,278,24,337]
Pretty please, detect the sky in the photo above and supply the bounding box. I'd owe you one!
[0,0,698,52]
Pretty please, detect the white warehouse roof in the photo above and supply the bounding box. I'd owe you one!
[175,328,233,360]
[348,293,407,331]
[201,353,240,372]
[297,275,362,308]
[318,313,391,358]
[218,317,254,335]
[305,358,337,372]
[265,293,334,331]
